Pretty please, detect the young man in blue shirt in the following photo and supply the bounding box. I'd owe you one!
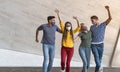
[90,6,112,72]
[36,16,61,72]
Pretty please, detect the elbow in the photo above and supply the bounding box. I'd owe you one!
[108,17,112,22]
[36,29,39,34]
[109,17,112,20]
[109,16,112,20]
[110,17,112,20]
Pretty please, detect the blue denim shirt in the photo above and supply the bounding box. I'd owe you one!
[90,23,106,43]
[38,24,61,45]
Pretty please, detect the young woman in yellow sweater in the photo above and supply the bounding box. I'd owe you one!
[55,9,80,72]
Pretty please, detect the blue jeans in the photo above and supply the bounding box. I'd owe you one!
[79,47,91,72]
[91,43,104,72]
[43,44,55,72]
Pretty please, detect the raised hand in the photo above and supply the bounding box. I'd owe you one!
[55,9,59,14]
[105,6,109,10]
[73,16,78,20]
[73,16,80,26]
[104,5,112,25]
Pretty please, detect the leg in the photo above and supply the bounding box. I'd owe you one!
[91,44,100,72]
[98,43,104,65]
[79,47,87,72]
[85,48,91,69]
[98,43,104,72]
[47,45,55,72]
[66,48,74,72]
[43,44,49,72]
[61,47,67,70]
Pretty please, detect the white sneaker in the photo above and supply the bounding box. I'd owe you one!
[60,70,65,72]
[99,67,103,72]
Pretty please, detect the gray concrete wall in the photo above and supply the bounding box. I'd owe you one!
[112,33,120,67]
[0,0,120,66]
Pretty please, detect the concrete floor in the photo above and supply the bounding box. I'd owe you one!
[0,67,120,72]
[0,0,120,67]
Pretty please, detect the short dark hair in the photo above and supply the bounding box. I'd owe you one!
[47,16,55,22]
[91,15,98,20]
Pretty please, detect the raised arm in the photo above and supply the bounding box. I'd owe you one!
[73,16,81,33]
[104,6,112,25]
[73,16,80,27]
[55,9,64,32]
[55,9,61,22]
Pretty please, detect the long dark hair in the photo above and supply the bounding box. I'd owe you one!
[62,21,74,42]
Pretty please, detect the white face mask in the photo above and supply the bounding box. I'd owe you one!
[66,27,71,31]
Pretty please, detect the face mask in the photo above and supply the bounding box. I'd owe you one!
[66,27,71,31]
[92,20,98,25]
[51,22,55,25]
[92,22,97,25]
